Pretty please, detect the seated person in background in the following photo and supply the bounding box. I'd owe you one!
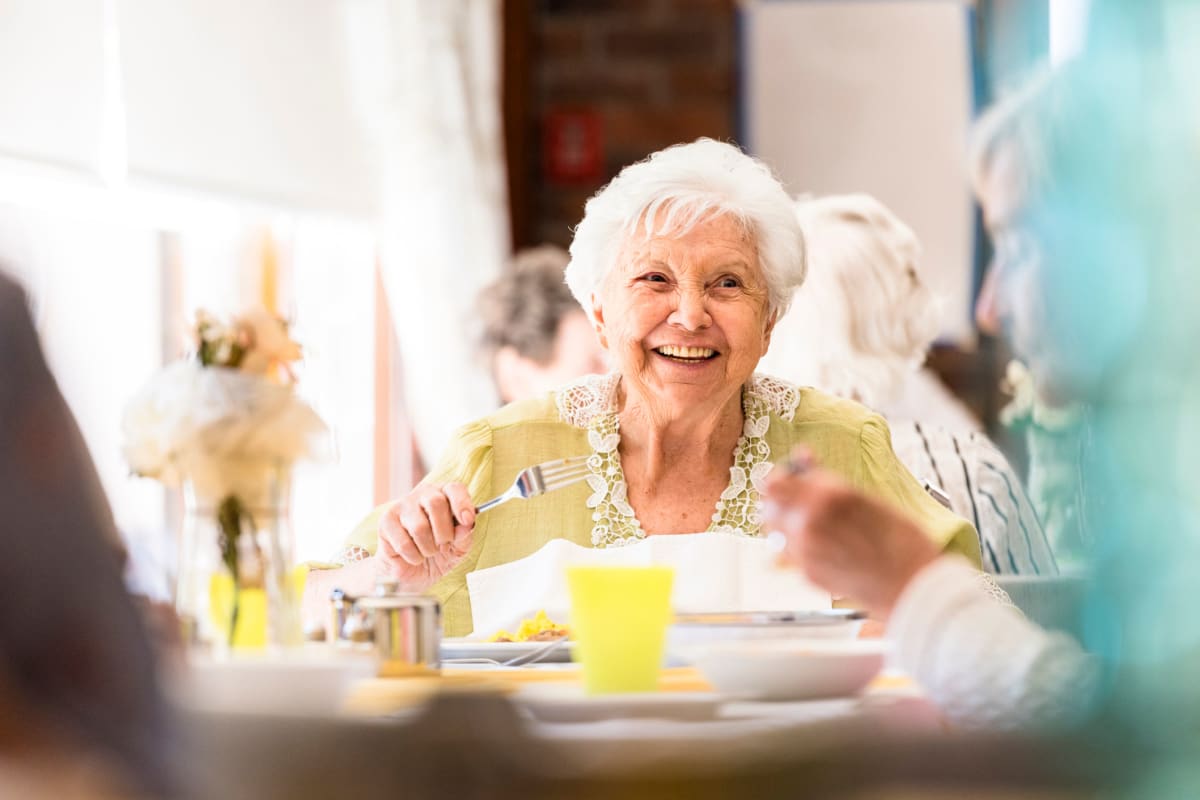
[760,193,980,432]
[478,244,608,404]
[0,271,170,796]
[759,194,1055,575]
[305,138,981,637]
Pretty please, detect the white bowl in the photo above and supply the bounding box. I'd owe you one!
[688,639,888,701]
[667,611,864,662]
[171,648,375,717]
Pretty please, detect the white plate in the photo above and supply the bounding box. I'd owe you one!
[689,639,888,701]
[440,638,575,664]
[513,683,723,723]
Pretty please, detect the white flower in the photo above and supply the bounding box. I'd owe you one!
[122,360,330,489]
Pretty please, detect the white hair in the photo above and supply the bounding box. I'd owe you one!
[966,65,1062,199]
[761,194,941,408]
[565,138,806,320]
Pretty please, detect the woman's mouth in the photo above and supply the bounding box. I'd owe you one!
[653,345,719,363]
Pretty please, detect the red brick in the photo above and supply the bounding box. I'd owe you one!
[536,23,587,60]
[601,105,734,154]
[541,0,649,17]
[605,27,719,60]
[539,66,657,105]
[663,0,735,13]
[666,64,733,100]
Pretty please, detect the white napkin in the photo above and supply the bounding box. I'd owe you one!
[466,532,830,639]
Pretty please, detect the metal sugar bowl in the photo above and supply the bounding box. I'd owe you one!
[352,578,442,676]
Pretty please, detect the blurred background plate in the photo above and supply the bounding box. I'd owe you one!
[513,683,723,723]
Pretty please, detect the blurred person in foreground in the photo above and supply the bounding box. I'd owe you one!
[0,272,171,796]
[306,138,981,637]
[764,10,1200,741]
[478,245,608,405]
[969,70,1092,567]
[761,194,1054,575]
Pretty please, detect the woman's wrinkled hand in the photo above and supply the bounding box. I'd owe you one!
[376,482,476,592]
[762,449,939,619]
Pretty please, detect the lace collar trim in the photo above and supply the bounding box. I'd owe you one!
[555,373,802,548]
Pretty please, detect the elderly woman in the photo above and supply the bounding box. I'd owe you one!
[480,244,608,404]
[310,139,979,636]
[760,194,1055,576]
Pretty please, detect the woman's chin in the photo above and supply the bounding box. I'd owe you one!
[639,357,745,403]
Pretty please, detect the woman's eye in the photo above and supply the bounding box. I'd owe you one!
[716,276,742,289]
[639,273,669,284]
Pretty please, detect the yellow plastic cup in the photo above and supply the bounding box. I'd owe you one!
[567,566,675,694]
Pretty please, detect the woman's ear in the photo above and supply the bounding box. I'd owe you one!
[762,309,779,350]
[590,293,609,350]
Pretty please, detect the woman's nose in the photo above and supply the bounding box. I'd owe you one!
[668,287,712,330]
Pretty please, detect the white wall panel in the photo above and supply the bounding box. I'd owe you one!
[744,0,976,343]
[118,0,377,216]
[0,0,104,169]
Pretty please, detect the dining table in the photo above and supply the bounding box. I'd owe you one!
[171,650,1111,800]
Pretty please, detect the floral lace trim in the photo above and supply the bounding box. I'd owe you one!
[976,571,1017,609]
[335,545,372,566]
[556,373,802,548]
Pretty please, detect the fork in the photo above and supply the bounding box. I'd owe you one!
[475,455,591,515]
[501,638,569,667]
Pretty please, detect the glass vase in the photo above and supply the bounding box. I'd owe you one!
[174,458,302,651]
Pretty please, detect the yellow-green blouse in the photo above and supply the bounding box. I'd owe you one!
[340,373,980,636]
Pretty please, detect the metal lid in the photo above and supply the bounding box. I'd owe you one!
[354,592,440,611]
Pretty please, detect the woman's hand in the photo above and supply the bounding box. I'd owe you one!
[762,451,939,619]
[376,482,476,592]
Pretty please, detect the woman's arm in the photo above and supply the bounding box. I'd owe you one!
[889,557,1098,730]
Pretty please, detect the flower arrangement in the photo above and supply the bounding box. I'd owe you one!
[123,309,329,646]
[123,309,327,484]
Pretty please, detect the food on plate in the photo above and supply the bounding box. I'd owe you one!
[489,610,570,642]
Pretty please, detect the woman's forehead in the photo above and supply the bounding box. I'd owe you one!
[619,214,758,267]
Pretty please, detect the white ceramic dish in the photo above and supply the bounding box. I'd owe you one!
[688,639,887,701]
[440,638,575,664]
[667,610,865,662]
[513,683,722,723]
[173,650,375,716]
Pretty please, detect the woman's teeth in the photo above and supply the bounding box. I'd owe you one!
[655,345,716,360]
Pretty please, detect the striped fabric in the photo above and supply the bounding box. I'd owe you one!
[890,421,1058,576]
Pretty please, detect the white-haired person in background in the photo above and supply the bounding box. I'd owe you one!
[306,138,981,636]
[759,194,1057,576]
[760,193,979,432]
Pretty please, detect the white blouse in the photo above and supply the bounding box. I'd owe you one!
[888,557,1100,731]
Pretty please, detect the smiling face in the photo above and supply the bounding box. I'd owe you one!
[591,212,776,415]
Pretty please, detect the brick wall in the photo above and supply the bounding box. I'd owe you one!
[521,0,738,248]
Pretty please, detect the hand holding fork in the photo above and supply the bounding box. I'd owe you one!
[377,455,590,589]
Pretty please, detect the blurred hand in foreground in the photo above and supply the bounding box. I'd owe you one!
[762,449,939,619]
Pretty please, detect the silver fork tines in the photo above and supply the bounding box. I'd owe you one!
[475,455,590,515]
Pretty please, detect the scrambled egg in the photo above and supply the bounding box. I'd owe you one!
[489,610,570,642]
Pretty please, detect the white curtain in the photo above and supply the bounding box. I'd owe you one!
[343,0,509,466]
